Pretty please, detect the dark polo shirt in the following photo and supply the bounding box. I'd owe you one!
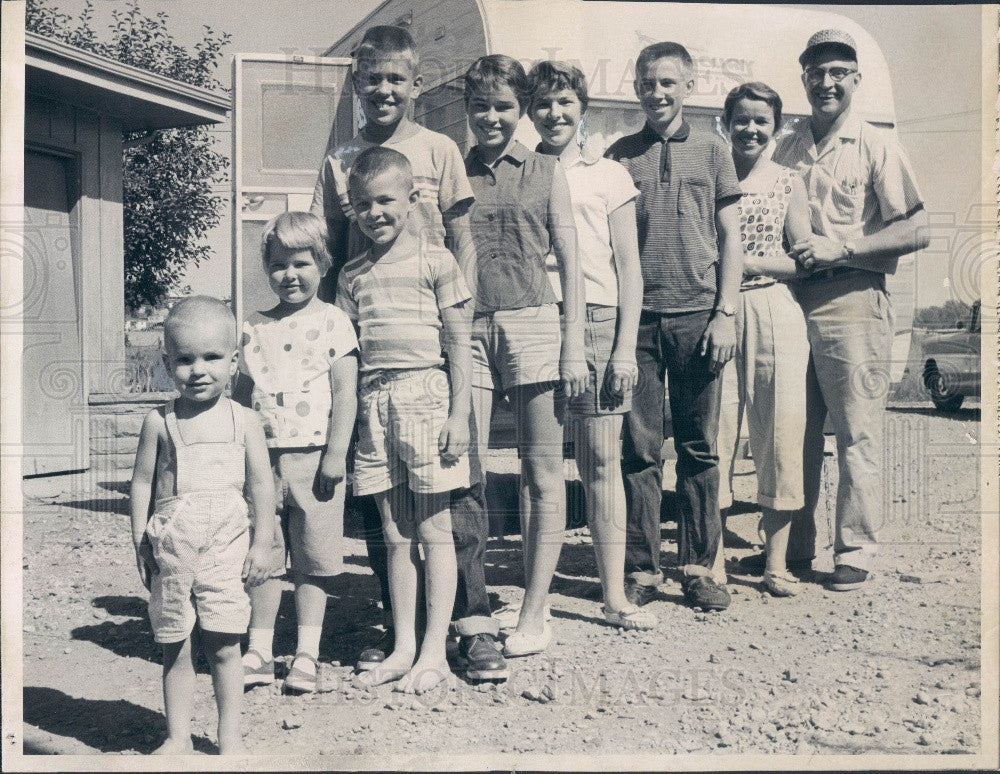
[464,140,563,314]
[605,120,742,313]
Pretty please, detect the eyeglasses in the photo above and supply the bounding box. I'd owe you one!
[803,66,858,84]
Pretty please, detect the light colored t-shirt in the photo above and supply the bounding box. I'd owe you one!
[773,110,923,274]
[239,303,358,448]
[335,246,472,376]
[547,151,639,306]
[310,124,475,263]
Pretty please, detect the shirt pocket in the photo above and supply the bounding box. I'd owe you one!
[828,160,867,224]
[677,176,711,219]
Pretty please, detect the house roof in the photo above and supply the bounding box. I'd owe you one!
[25,31,229,131]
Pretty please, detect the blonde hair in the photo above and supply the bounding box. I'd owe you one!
[354,25,419,72]
[164,295,236,351]
[260,211,333,275]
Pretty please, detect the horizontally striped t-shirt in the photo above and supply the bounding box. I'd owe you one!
[605,121,742,313]
[310,124,475,294]
[335,245,472,375]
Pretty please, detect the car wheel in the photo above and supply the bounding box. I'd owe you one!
[924,364,964,411]
[932,394,964,412]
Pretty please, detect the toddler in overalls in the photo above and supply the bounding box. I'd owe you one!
[131,296,275,755]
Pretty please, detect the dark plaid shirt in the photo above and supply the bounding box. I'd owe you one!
[605,120,742,313]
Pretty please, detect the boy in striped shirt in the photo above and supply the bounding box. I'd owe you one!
[336,146,472,693]
[605,41,744,612]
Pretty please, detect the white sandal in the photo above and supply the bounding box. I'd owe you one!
[763,570,800,597]
[603,604,658,631]
[502,622,552,657]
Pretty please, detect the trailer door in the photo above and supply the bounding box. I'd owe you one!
[232,55,354,323]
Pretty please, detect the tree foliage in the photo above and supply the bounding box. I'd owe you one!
[26,0,232,310]
[913,298,975,329]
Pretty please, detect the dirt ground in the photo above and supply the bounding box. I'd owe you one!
[16,402,985,763]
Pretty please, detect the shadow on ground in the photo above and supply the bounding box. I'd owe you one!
[22,686,215,754]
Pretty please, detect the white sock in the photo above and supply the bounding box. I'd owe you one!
[246,628,273,663]
[297,625,322,658]
[295,626,322,674]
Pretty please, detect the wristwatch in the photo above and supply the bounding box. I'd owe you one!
[713,303,737,319]
[843,241,856,262]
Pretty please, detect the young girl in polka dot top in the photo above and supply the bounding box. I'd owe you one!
[235,211,359,693]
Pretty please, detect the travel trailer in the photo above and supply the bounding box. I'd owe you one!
[232,0,916,378]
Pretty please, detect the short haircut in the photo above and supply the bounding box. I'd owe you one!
[347,146,414,199]
[163,296,236,351]
[722,81,783,130]
[635,41,694,78]
[260,211,333,275]
[464,54,531,111]
[527,60,589,112]
[354,25,419,71]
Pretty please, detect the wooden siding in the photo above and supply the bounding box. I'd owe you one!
[324,0,487,92]
[25,92,125,395]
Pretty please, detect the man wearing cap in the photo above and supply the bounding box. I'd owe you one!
[772,29,930,590]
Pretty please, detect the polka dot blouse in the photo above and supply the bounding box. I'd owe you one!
[239,303,358,448]
[737,166,798,290]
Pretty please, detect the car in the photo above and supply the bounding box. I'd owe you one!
[922,301,981,411]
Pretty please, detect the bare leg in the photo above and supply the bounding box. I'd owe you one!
[573,414,631,612]
[762,506,794,575]
[397,491,456,694]
[201,631,245,755]
[154,638,196,754]
[512,382,565,636]
[357,485,418,687]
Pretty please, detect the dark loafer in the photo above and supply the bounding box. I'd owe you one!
[356,626,394,672]
[458,633,509,681]
[683,576,731,611]
[623,581,658,607]
[826,564,868,591]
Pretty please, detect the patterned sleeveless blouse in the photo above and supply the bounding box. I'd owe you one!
[737,166,798,290]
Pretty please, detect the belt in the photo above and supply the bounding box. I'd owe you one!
[798,266,862,283]
[360,366,443,390]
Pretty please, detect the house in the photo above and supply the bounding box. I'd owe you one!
[20,30,229,475]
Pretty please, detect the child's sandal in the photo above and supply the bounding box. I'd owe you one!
[284,652,320,694]
[763,570,800,598]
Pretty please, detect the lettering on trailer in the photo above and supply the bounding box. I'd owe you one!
[634,31,756,98]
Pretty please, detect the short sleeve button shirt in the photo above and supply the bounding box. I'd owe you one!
[464,140,561,314]
[773,110,923,274]
[605,121,742,313]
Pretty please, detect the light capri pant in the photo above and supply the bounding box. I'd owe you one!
[717,280,811,513]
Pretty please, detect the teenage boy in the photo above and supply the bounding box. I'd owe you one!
[606,42,744,611]
[772,29,929,590]
[308,25,506,680]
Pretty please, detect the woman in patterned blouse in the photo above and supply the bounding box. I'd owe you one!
[716,82,816,598]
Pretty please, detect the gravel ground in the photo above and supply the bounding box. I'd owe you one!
[14,402,985,764]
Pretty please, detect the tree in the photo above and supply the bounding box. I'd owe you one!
[26,0,232,310]
[913,298,974,329]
